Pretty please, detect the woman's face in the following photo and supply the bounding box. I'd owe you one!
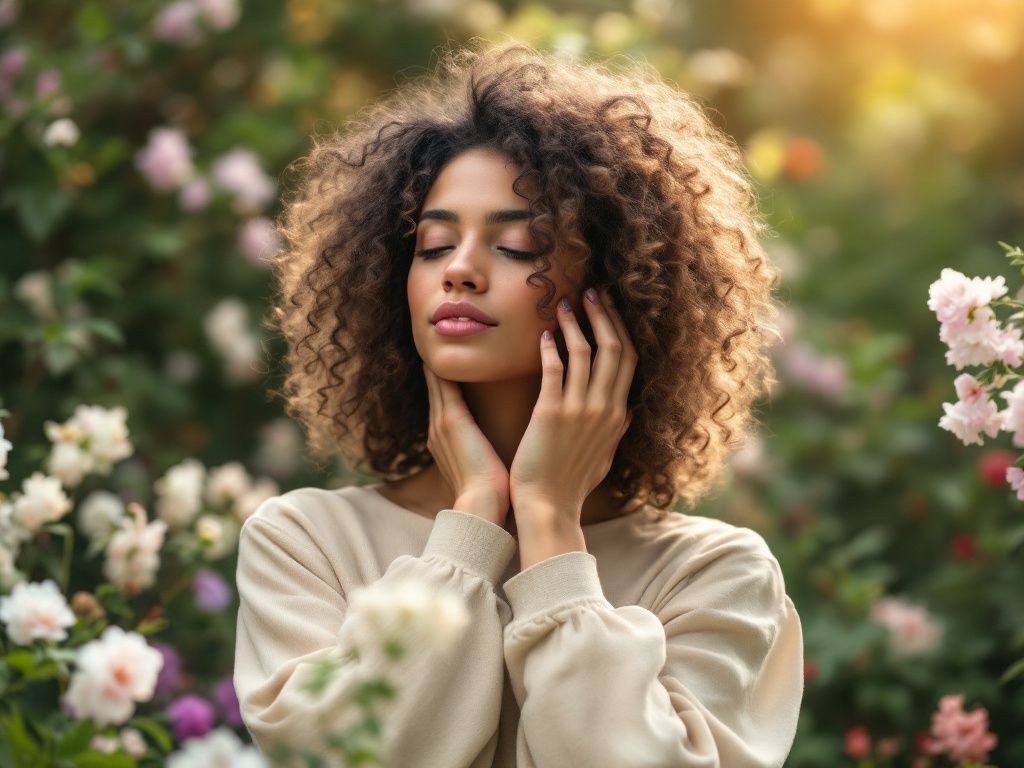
[408,146,584,382]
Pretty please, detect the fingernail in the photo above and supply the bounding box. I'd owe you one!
[585,287,599,304]
[559,297,571,312]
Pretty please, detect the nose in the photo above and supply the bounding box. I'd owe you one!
[441,238,487,290]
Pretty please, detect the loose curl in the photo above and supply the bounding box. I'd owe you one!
[268,38,783,514]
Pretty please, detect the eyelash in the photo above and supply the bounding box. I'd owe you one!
[413,246,538,261]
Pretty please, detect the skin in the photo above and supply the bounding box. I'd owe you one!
[380,146,642,569]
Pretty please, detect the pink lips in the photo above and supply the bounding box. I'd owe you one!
[433,318,495,336]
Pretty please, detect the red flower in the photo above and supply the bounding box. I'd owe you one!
[784,136,826,181]
[951,534,976,560]
[978,449,1016,488]
[803,660,819,684]
[844,726,872,759]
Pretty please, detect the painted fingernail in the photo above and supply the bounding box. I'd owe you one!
[559,297,571,312]
[585,287,599,304]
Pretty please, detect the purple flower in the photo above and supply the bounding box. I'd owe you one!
[167,694,215,741]
[213,675,242,727]
[153,642,184,700]
[193,568,232,612]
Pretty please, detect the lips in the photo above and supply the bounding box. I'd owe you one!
[430,301,498,326]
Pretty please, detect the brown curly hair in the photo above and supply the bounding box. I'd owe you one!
[268,38,783,514]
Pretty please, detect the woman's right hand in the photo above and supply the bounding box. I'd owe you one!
[423,362,510,526]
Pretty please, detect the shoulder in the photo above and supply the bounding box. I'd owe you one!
[239,485,368,547]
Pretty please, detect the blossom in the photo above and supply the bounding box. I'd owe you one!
[46,440,93,487]
[1007,466,1024,502]
[12,471,72,533]
[1000,380,1024,448]
[194,0,240,30]
[253,418,302,479]
[928,268,1023,369]
[119,727,148,757]
[153,642,184,700]
[194,514,239,560]
[64,625,164,727]
[0,579,76,645]
[237,217,280,269]
[179,176,211,211]
[77,490,127,540]
[0,418,11,481]
[203,461,250,510]
[843,725,871,759]
[154,458,206,528]
[977,449,1015,487]
[922,694,998,764]
[42,117,79,147]
[192,568,232,612]
[153,0,204,46]
[13,270,57,320]
[937,373,1003,446]
[779,342,848,398]
[44,404,134,487]
[166,727,268,768]
[210,148,276,214]
[213,675,242,727]
[203,299,262,383]
[868,596,943,656]
[134,127,195,191]
[167,694,216,741]
[104,503,168,595]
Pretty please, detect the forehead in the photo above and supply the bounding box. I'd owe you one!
[422,148,535,210]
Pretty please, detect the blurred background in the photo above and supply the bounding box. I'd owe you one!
[2,0,1023,764]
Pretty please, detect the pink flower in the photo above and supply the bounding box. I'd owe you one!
[35,68,60,99]
[134,127,195,191]
[779,342,848,398]
[978,449,1015,487]
[210,148,276,214]
[1007,466,1024,501]
[1000,380,1024,448]
[237,217,280,269]
[179,176,211,211]
[938,373,1003,446]
[0,580,76,645]
[844,726,871,758]
[153,0,204,46]
[194,0,239,30]
[868,596,943,656]
[928,268,1007,333]
[922,694,998,764]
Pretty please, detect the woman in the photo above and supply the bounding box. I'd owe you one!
[234,40,803,767]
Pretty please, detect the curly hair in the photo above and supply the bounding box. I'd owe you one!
[268,38,783,514]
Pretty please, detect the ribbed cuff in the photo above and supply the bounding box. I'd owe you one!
[503,551,607,618]
[422,509,517,586]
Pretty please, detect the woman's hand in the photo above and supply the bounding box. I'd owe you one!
[423,362,510,526]
[509,286,637,525]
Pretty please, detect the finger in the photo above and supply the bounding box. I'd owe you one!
[556,295,591,405]
[601,288,639,406]
[539,328,564,403]
[580,287,623,406]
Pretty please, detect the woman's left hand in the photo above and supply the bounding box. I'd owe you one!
[509,286,637,526]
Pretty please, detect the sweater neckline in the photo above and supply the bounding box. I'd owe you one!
[356,483,653,532]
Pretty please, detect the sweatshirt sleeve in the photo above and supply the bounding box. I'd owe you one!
[233,500,517,768]
[501,536,803,768]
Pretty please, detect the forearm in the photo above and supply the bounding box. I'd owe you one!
[513,501,587,570]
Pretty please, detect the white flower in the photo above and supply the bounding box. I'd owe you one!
[0,419,12,481]
[12,472,72,533]
[0,499,29,550]
[64,625,164,727]
[167,727,268,768]
[134,127,195,190]
[210,148,276,214]
[47,440,95,488]
[938,373,1004,446]
[253,418,302,479]
[13,270,57,320]
[928,268,1008,330]
[89,735,119,754]
[237,217,280,270]
[77,490,127,540]
[204,298,248,351]
[341,577,470,666]
[152,0,203,46]
[42,117,79,147]
[869,596,944,656]
[0,542,25,591]
[154,458,207,528]
[0,579,76,645]
[234,478,279,523]
[119,727,147,757]
[204,462,251,510]
[104,503,167,595]
[194,0,240,30]
[195,514,239,560]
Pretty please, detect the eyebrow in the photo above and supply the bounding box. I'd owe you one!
[418,209,531,225]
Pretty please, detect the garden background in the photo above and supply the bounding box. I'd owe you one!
[2,0,1023,765]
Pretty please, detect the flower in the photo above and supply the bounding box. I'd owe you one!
[179,176,211,211]
[153,0,204,46]
[12,270,57,319]
[937,373,1003,446]
[237,217,280,269]
[155,458,207,528]
[1000,380,1024,448]
[64,625,164,727]
[166,727,268,768]
[844,725,871,759]
[203,461,251,510]
[210,148,276,214]
[194,0,240,30]
[0,418,11,481]
[868,596,944,656]
[167,694,216,741]
[153,642,185,700]
[77,490,127,540]
[192,568,232,612]
[977,449,1015,487]
[212,675,242,727]
[1007,466,1024,501]
[134,127,195,191]
[12,471,72,533]
[104,503,168,594]
[234,477,279,523]
[922,694,998,764]
[42,117,79,147]
[0,579,76,645]
[119,727,147,757]
[43,404,134,487]
[194,514,239,560]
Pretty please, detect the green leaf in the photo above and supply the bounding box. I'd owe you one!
[3,186,73,243]
[1,708,40,760]
[55,720,95,757]
[999,656,1024,684]
[74,1,113,43]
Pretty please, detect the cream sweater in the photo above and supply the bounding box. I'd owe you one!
[233,484,803,768]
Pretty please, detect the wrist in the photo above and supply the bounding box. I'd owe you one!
[454,490,506,526]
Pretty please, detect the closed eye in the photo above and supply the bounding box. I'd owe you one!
[414,246,538,261]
